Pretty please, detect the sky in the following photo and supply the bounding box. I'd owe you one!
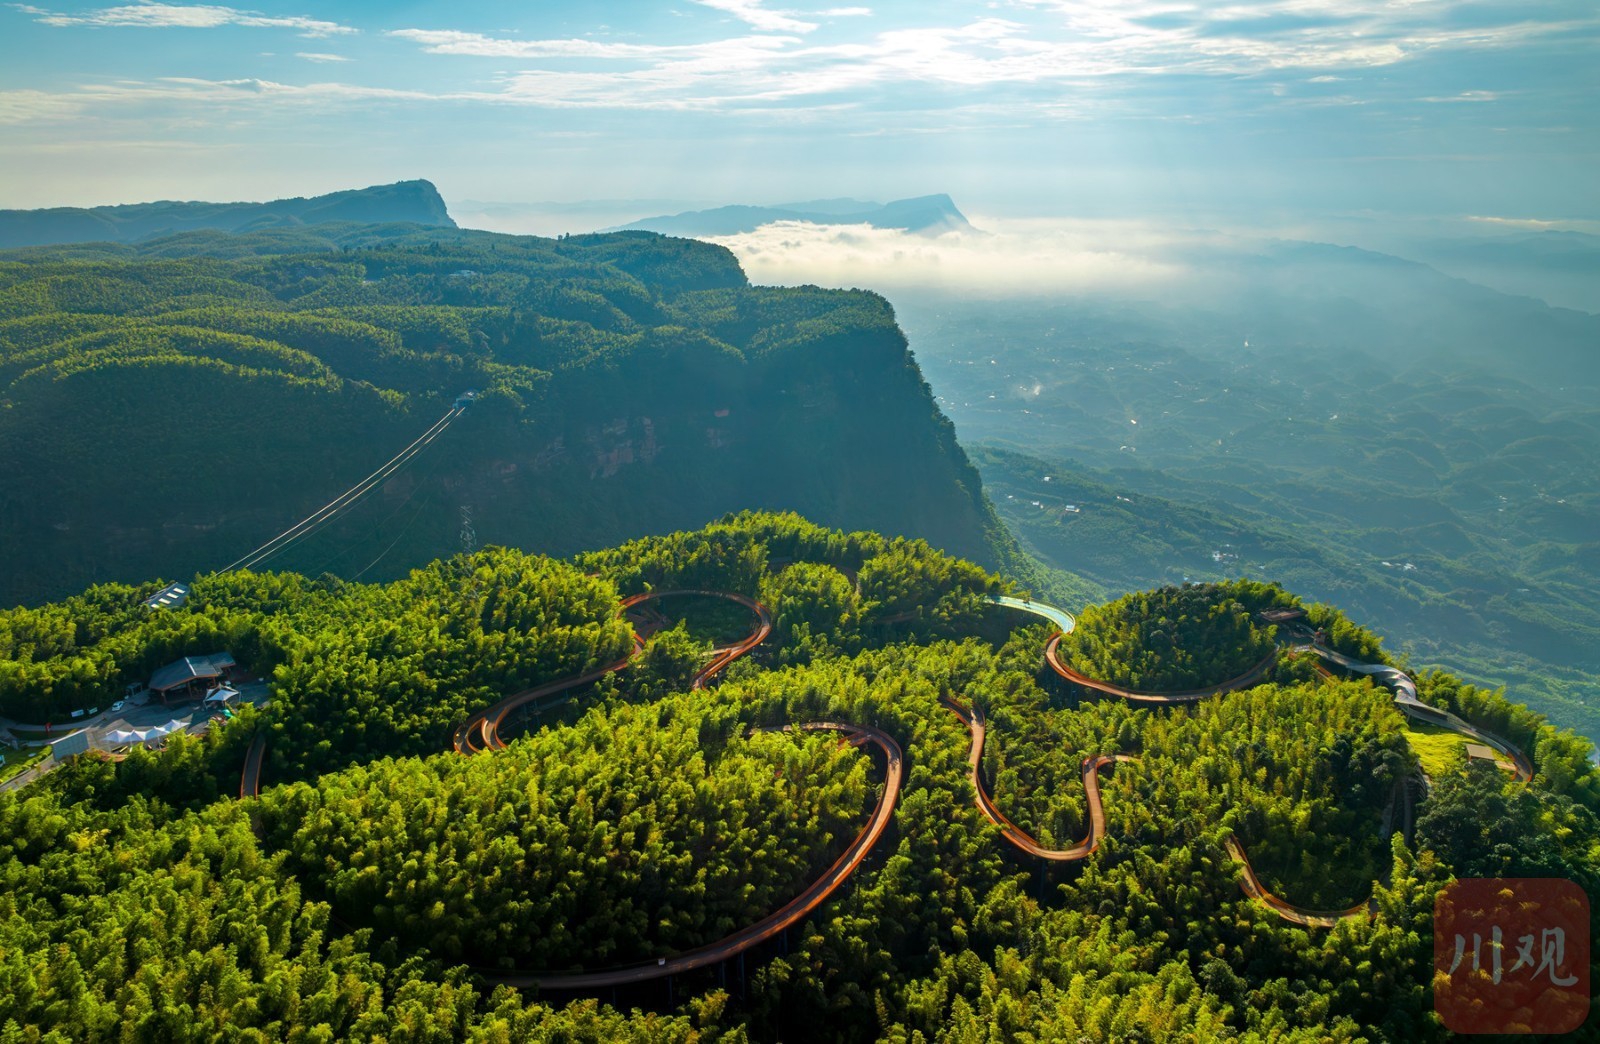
[1,0,1596,225]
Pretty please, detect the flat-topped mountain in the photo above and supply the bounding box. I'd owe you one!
[0,221,1013,605]
[608,193,975,237]
[0,180,455,249]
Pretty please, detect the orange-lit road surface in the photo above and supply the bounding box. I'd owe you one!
[682,591,773,691]
[244,589,772,796]
[239,730,267,799]
[945,696,1134,861]
[950,692,1371,925]
[1044,635,1277,704]
[1224,837,1372,928]
[484,721,903,989]
[452,642,643,755]
[454,589,774,754]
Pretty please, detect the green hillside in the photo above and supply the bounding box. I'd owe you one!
[1,514,1596,1041]
[0,224,1014,606]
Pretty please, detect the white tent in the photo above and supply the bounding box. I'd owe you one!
[203,687,239,705]
[104,720,187,747]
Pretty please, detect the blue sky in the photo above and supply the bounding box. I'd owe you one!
[1,0,1595,222]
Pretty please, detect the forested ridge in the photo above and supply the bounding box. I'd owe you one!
[1,513,1597,1040]
[0,223,1016,606]
[1056,581,1281,692]
[0,179,457,249]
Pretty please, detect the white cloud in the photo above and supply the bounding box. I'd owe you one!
[383,2,1597,114]
[9,0,1589,126]
[23,2,356,37]
[43,76,446,113]
[1422,90,1501,103]
[819,7,872,15]
[708,219,1190,295]
[295,52,350,63]
[1464,214,1600,233]
[693,0,815,34]
[0,88,84,123]
[386,27,794,61]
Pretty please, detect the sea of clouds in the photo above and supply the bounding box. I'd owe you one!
[704,217,1198,296]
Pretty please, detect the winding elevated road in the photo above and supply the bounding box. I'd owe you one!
[945,696,1133,861]
[985,594,1534,925]
[453,590,774,754]
[993,593,1276,704]
[1224,837,1373,928]
[679,591,774,691]
[486,721,903,990]
[1045,637,1279,704]
[988,595,1076,634]
[240,731,267,799]
[441,588,912,989]
[237,581,1543,966]
[950,687,1373,925]
[453,643,643,755]
[1297,643,1533,782]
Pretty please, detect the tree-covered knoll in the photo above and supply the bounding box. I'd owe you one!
[1057,580,1280,690]
[0,775,712,1042]
[265,696,871,969]
[645,593,764,647]
[975,673,1409,908]
[578,510,1000,637]
[1,514,1597,1041]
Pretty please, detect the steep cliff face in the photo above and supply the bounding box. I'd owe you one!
[0,223,1000,603]
[437,316,997,570]
[0,180,455,249]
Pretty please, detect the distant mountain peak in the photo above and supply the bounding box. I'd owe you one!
[0,180,456,250]
[608,194,976,238]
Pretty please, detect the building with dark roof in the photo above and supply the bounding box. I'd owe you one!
[147,653,236,703]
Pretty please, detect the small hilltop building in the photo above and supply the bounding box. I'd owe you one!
[147,653,237,704]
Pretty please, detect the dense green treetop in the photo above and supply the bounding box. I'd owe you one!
[1058,580,1282,690]
[1,515,1597,1042]
[264,696,871,969]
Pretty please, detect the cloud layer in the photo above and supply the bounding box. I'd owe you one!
[16,1,354,35]
[373,0,1598,112]
[2,1,1593,219]
[706,219,1192,295]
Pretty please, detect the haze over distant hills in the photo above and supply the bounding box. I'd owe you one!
[0,180,455,249]
[1397,230,1600,313]
[607,194,975,237]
